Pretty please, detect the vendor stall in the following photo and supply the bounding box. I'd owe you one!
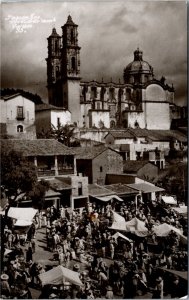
[39,265,83,287]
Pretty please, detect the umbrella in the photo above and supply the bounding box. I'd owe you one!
[39,266,83,286]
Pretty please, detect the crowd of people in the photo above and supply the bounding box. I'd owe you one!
[1,198,188,299]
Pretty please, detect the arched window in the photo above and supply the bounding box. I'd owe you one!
[71,29,74,43]
[100,87,105,101]
[91,87,97,99]
[55,40,58,52]
[110,120,115,128]
[109,88,115,101]
[118,89,123,103]
[17,125,23,133]
[96,102,101,110]
[56,66,59,78]
[126,88,131,100]
[71,57,76,70]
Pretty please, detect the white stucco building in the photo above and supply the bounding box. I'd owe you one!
[0,93,36,139]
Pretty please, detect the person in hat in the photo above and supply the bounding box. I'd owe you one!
[49,293,58,299]
[105,285,114,299]
[152,277,164,299]
[1,274,11,297]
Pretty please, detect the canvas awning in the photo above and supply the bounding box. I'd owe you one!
[95,195,123,202]
[112,232,132,243]
[127,183,164,193]
[153,223,187,245]
[14,219,32,227]
[153,223,182,236]
[125,217,148,237]
[39,266,83,286]
[112,211,126,223]
[110,215,148,237]
[159,267,187,281]
[162,196,177,205]
[173,206,187,215]
[7,207,37,221]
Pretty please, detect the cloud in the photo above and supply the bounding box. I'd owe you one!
[1,1,187,106]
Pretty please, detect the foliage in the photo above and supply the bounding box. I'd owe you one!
[156,162,187,203]
[1,88,42,104]
[28,180,50,210]
[1,149,38,203]
[37,123,76,147]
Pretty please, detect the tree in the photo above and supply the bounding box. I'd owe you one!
[156,161,187,204]
[50,123,75,146]
[1,149,38,204]
[37,123,77,147]
[28,180,50,210]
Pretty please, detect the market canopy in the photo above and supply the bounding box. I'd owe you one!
[153,223,187,245]
[162,196,177,205]
[112,232,132,243]
[7,207,37,221]
[112,211,126,223]
[125,217,148,237]
[153,223,182,236]
[110,214,148,237]
[173,206,187,216]
[14,219,32,227]
[39,266,83,286]
[95,195,123,202]
[109,212,127,231]
[127,183,164,193]
[159,267,187,281]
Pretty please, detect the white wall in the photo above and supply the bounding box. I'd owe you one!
[145,102,170,130]
[128,111,145,128]
[51,110,71,127]
[1,95,36,138]
[89,110,110,128]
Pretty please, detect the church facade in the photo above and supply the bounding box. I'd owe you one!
[46,15,175,130]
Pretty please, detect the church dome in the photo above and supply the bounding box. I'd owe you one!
[124,48,153,84]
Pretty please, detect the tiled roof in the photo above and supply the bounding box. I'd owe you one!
[75,145,117,159]
[35,103,66,111]
[45,189,62,197]
[104,183,138,195]
[88,184,114,197]
[45,178,72,191]
[123,160,151,173]
[106,128,187,143]
[127,183,164,193]
[147,130,187,142]
[1,93,21,100]
[1,139,75,156]
[106,130,134,139]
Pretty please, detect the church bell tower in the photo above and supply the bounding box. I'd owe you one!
[61,15,82,126]
[46,16,82,126]
[46,28,62,106]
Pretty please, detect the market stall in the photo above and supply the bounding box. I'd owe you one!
[39,265,83,287]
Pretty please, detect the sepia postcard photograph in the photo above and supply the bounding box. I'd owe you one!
[0,1,188,299]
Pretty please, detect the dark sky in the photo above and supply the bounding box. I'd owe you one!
[1,1,187,106]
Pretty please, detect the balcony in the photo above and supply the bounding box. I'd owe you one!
[37,169,55,177]
[16,114,25,120]
[37,166,74,177]
[58,167,74,175]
